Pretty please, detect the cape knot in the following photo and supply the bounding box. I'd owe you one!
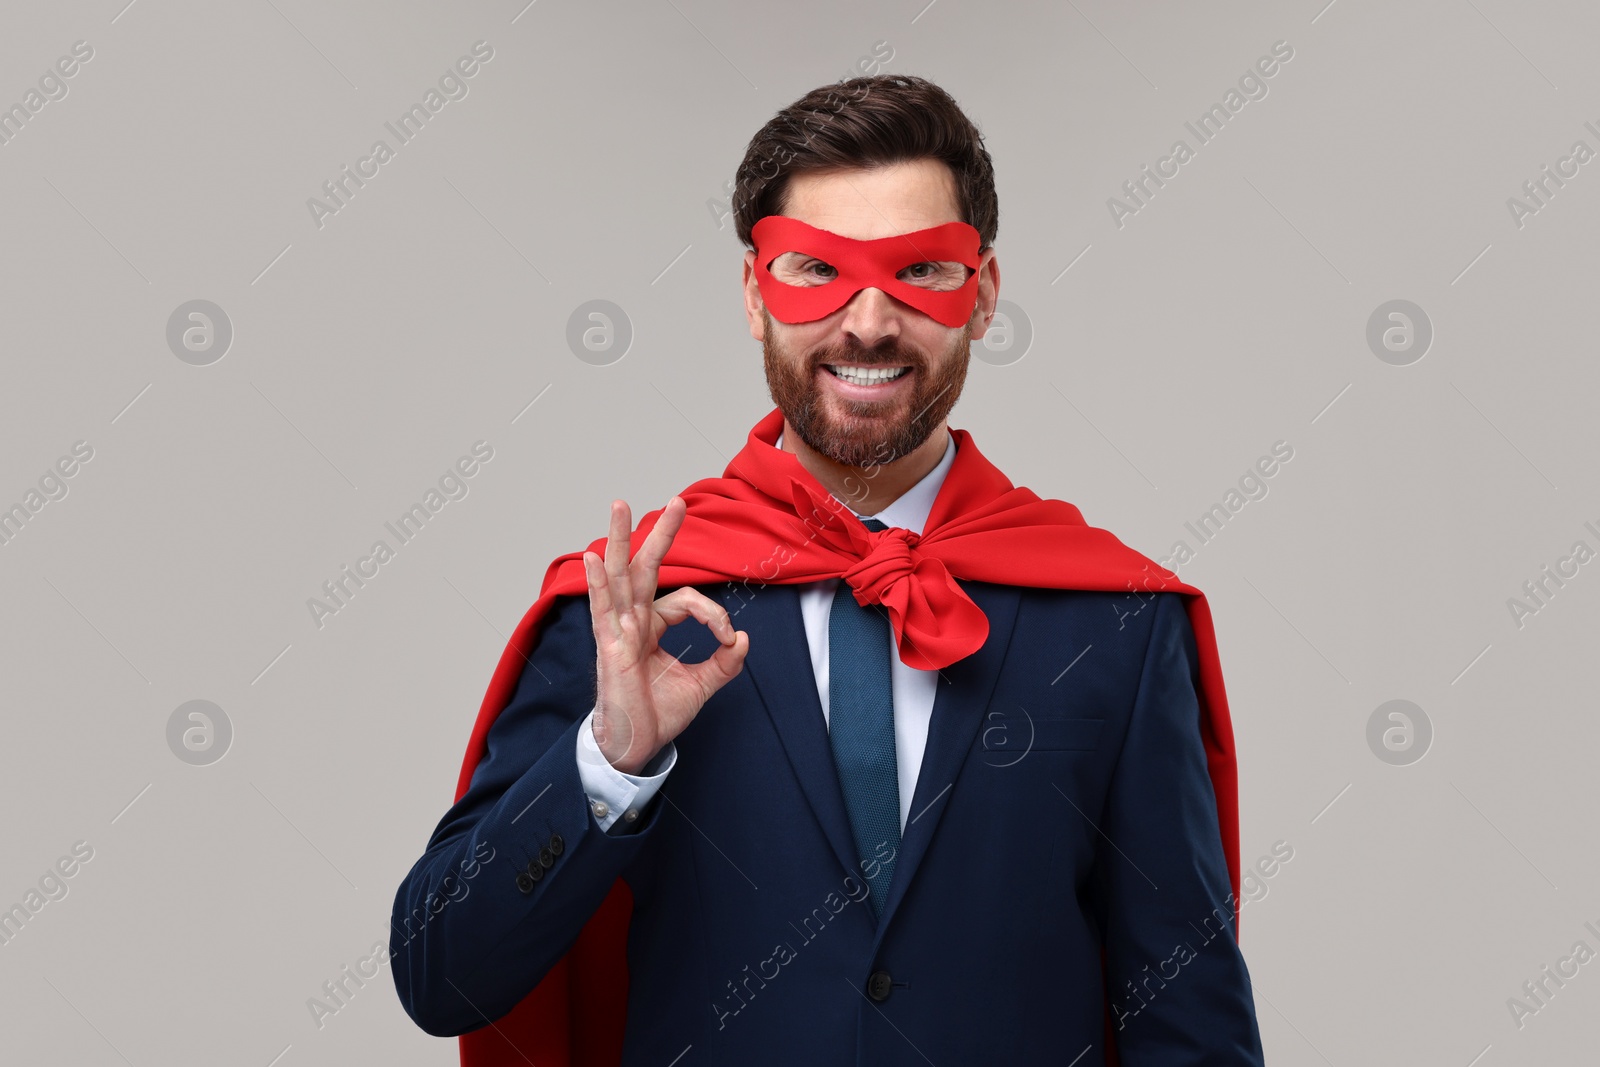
[840,527,922,605]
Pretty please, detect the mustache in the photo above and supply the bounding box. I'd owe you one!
[811,337,923,369]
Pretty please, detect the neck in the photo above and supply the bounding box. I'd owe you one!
[779,417,949,517]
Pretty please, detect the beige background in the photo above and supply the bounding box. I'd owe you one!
[1,0,1597,1063]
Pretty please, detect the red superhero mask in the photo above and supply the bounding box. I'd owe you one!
[750,215,983,329]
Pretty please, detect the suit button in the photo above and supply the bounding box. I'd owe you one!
[538,847,554,869]
[867,970,893,1002]
[525,861,545,882]
[516,872,535,894]
[549,833,564,856]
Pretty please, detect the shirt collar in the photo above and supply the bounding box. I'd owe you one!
[774,429,957,536]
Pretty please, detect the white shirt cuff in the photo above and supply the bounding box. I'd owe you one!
[575,707,677,832]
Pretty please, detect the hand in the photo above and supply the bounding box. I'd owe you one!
[584,496,749,774]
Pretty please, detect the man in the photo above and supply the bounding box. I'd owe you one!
[391,74,1266,1065]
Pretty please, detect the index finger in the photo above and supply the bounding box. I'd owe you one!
[632,495,685,605]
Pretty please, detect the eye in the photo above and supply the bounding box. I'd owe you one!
[898,261,973,291]
[768,252,838,286]
[801,259,838,281]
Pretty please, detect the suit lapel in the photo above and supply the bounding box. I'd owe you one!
[722,581,863,882]
[719,579,1023,936]
[873,579,1022,938]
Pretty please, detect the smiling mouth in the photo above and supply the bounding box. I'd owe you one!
[823,364,912,386]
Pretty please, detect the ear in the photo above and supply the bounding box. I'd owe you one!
[742,249,767,342]
[967,247,1001,342]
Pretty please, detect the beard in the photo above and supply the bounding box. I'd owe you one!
[761,307,973,469]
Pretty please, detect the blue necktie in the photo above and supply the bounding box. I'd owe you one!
[828,516,900,916]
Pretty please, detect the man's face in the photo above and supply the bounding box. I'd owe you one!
[742,159,999,469]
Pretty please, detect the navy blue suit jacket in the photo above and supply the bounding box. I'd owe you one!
[391,579,1266,1065]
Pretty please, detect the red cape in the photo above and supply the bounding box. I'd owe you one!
[453,406,1241,1066]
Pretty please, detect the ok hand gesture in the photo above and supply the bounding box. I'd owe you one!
[584,496,749,774]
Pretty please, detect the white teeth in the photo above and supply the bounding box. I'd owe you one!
[827,365,909,385]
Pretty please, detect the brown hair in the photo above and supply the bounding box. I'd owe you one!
[732,74,998,251]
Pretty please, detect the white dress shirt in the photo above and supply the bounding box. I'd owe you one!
[576,428,959,833]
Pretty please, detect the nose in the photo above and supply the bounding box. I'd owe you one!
[835,286,903,349]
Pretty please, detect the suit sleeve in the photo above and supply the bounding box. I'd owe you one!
[389,593,670,1036]
[1091,593,1266,1066]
